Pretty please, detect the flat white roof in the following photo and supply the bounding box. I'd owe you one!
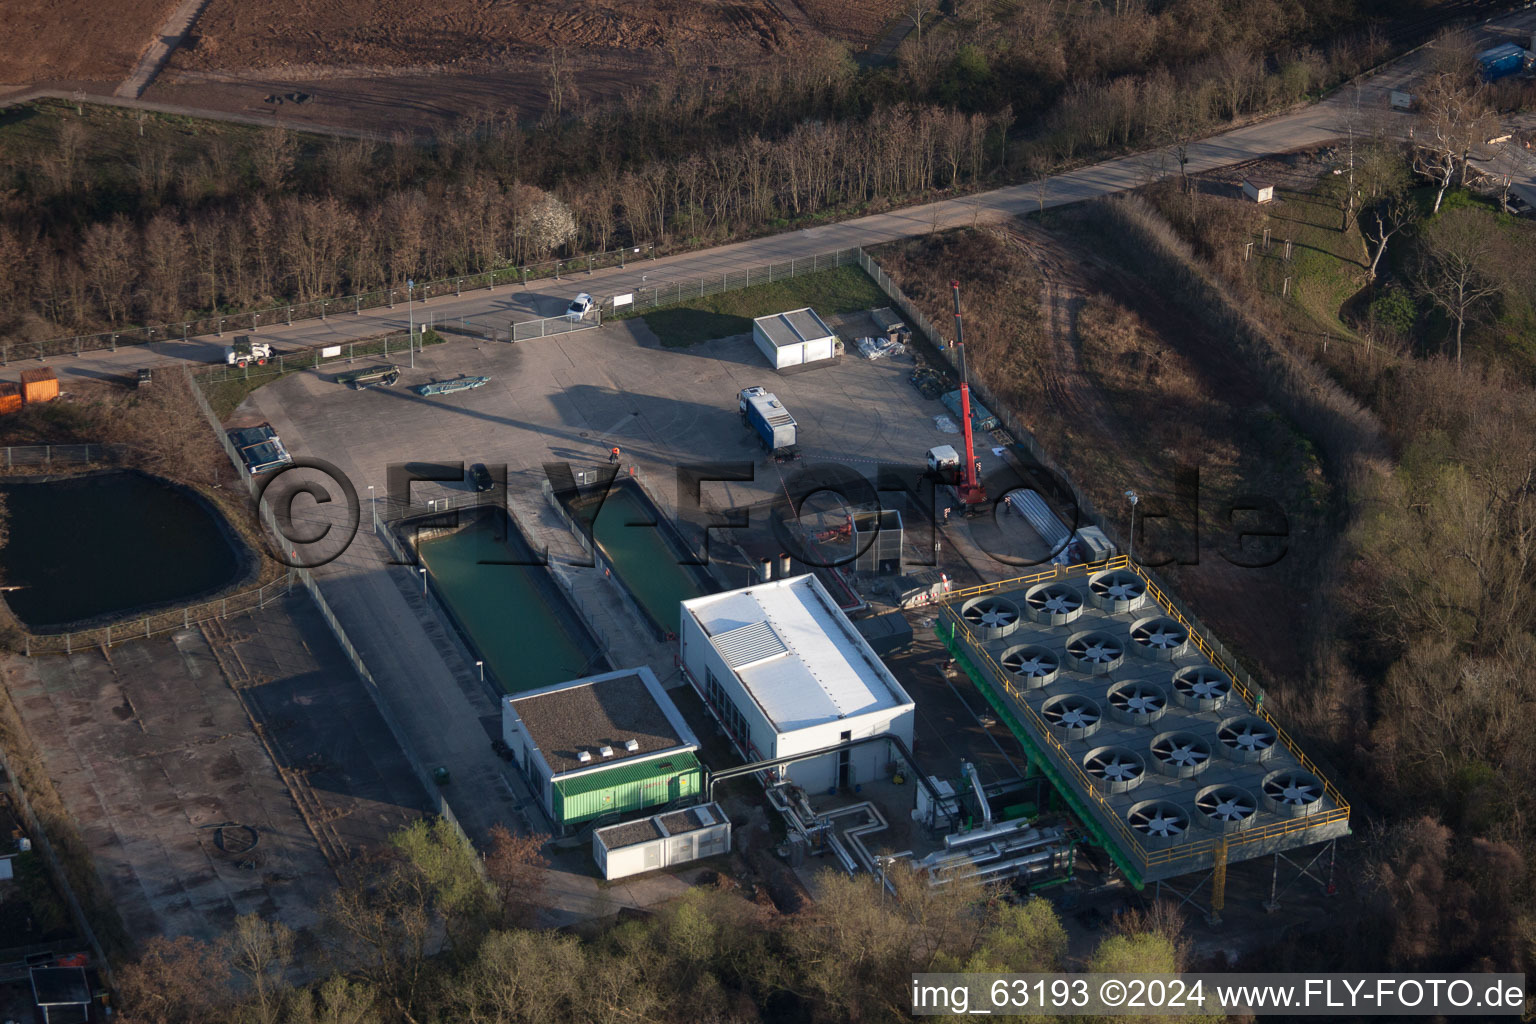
[683,575,913,732]
[753,307,834,349]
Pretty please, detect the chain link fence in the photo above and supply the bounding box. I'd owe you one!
[0,444,128,470]
[22,576,296,655]
[14,244,656,364]
[607,248,862,316]
[186,365,484,859]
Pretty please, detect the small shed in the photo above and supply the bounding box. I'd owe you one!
[20,367,59,404]
[30,965,92,1024]
[0,381,22,415]
[1242,180,1275,204]
[593,802,732,880]
[501,666,703,831]
[752,308,836,369]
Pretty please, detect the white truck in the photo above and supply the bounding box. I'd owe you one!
[225,336,273,368]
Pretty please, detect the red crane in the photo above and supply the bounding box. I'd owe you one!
[950,279,988,508]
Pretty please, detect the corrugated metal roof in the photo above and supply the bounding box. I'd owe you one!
[753,307,833,348]
[713,619,788,669]
[685,575,913,732]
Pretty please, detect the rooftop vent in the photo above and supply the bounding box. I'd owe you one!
[577,750,592,763]
[600,745,614,758]
[624,739,640,752]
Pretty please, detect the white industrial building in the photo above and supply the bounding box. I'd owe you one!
[680,574,915,793]
[752,308,837,369]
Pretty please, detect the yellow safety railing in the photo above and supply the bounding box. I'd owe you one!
[938,559,1349,875]
[1124,563,1351,816]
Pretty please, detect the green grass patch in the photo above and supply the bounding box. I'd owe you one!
[621,265,887,347]
[1250,186,1369,339]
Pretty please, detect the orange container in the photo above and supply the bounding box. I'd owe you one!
[0,382,20,415]
[20,367,58,404]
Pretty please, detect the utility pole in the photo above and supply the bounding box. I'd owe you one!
[1124,490,1139,562]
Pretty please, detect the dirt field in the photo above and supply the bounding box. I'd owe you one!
[796,0,902,43]
[179,0,801,75]
[2,0,171,85]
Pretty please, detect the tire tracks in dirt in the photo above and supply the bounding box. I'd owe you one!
[1004,216,1311,687]
[1004,221,1121,448]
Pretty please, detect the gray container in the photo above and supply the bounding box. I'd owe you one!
[941,389,1000,433]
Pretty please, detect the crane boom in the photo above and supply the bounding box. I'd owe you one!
[951,280,987,506]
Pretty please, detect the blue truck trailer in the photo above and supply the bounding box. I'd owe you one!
[1477,43,1527,82]
[738,386,799,458]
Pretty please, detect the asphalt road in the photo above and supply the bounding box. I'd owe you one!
[12,7,1536,387]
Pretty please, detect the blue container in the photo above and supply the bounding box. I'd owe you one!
[1477,43,1526,82]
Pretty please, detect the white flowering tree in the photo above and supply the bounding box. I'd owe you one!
[519,186,578,261]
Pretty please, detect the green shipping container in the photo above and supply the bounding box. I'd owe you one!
[552,752,702,826]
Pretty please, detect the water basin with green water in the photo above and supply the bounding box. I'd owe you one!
[582,484,713,636]
[417,514,601,692]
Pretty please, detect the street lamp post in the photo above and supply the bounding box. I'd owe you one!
[407,278,415,370]
[476,660,484,684]
[419,566,427,596]
[1124,490,1140,563]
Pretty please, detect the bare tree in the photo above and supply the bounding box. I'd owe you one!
[1416,207,1504,371]
[222,913,295,1024]
[251,126,297,193]
[1356,141,1416,280]
[1414,73,1499,215]
[79,215,137,324]
[546,47,577,123]
[902,0,938,45]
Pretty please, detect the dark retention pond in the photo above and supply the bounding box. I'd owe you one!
[0,471,242,631]
[414,508,607,693]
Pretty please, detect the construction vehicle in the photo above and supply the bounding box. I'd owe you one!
[933,281,987,511]
[739,386,800,461]
[334,364,401,390]
[224,336,273,368]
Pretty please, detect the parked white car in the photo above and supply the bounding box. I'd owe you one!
[565,293,595,322]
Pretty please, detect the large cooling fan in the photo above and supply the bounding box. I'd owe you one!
[1107,681,1168,726]
[1127,800,1190,847]
[1129,617,1190,659]
[1083,746,1146,793]
[1064,630,1124,674]
[1088,569,1147,612]
[1195,785,1259,832]
[1171,666,1231,711]
[1262,769,1325,818]
[1217,716,1278,763]
[1025,582,1084,625]
[1000,644,1059,688]
[1150,731,1211,778]
[1042,694,1102,741]
[960,595,1022,639]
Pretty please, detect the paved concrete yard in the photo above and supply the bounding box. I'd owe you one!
[2,592,431,944]
[244,318,1023,561]
[206,593,434,865]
